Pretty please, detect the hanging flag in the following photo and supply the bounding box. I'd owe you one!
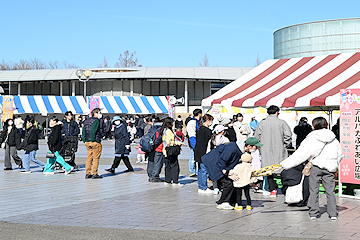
[2,96,14,122]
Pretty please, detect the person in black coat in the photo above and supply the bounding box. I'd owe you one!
[294,117,312,149]
[194,114,214,193]
[281,163,310,207]
[0,118,22,170]
[43,116,74,175]
[105,116,133,174]
[19,117,46,172]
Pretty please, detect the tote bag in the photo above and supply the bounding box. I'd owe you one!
[285,175,304,204]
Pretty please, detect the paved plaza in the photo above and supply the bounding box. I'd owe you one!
[0,140,360,239]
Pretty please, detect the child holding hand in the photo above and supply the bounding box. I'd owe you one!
[135,145,146,163]
[229,153,257,211]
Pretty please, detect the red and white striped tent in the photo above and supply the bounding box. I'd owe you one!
[202,52,360,111]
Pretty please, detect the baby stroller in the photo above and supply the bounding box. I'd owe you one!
[54,136,79,171]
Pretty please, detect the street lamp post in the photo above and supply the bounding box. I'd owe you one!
[75,69,93,103]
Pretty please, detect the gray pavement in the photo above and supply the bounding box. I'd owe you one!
[0,140,359,239]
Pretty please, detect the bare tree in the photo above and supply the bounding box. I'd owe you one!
[97,56,109,68]
[114,50,138,68]
[199,53,209,67]
[254,52,261,66]
[1,59,79,70]
[30,58,46,69]
[48,60,60,69]
[62,61,79,69]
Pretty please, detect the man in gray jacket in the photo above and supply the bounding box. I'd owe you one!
[254,105,292,197]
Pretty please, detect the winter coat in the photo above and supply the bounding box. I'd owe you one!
[201,141,243,182]
[225,126,237,142]
[229,162,256,188]
[254,115,292,167]
[294,123,312,148]
[114,123,131,155]
[62,119,80,137]
[186,117,200,149]
[234,121,251,141]
[207,134,230,153]
[48,124,63,152]
[280,129,343,173]
[21,126,39,151]
[0,125,21,148]
[194,126,212,163]
[162,129,182,157]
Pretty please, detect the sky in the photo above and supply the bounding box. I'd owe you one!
[1,1,359,68]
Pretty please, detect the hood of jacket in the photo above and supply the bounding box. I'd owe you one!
[306,129,335,143]
[236,140,245,153]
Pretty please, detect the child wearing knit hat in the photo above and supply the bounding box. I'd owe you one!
[229,153,257,211]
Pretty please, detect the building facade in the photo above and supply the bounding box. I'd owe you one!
[0,67,253,113]
[274,18,360,59]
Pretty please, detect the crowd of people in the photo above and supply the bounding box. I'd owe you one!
[0,105,343,220]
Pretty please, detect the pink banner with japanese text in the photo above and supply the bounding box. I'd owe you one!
[340,89,360,184]
[89,97,100,113]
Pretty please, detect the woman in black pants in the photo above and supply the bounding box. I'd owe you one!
[161,117,183,187]
[105,116,133,174]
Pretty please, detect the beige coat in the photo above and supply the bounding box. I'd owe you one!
[233,121,251,141]
[229,162,257,188]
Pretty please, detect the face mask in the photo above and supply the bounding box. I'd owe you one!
[97,113,102,119]
[114,120,121,125]
[250,148,257,153]
[301,122,307,126]
[8,121,13,126]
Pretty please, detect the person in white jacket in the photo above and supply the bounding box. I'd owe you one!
[280,117,343,220]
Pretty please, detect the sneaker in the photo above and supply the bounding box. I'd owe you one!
[270,190,277,197]
[309,216,317,220]
[105,168,115,174]
[124,169,134,173]
[18,163,23,169]
[263,190,270,196]
[64,166,74,175]
[246,205,252,211]
[234,204,243,211]
[92,174,103,179]
[217,202,234,210]
[213,188,220,195]
[4,168,13,170]
[85,174,93,179]
[198,188,213,194]
[43,172,55,175]
[330,216,338,220]
[143,160,148,163]
[136,160,141,163]
[172,183,184,188]
[164,182,171,187]
[152,178,165,182]
[20,170,31,173]
[190,173,197,178]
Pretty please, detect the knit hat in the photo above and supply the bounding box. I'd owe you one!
[241,153,252,163]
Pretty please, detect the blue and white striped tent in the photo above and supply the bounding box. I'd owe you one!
[0,96,88,114]
[88,96,169,114]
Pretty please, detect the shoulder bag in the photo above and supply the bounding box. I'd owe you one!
[165,130,182,157]
[285,175,304,204]
[302,143,327,176]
